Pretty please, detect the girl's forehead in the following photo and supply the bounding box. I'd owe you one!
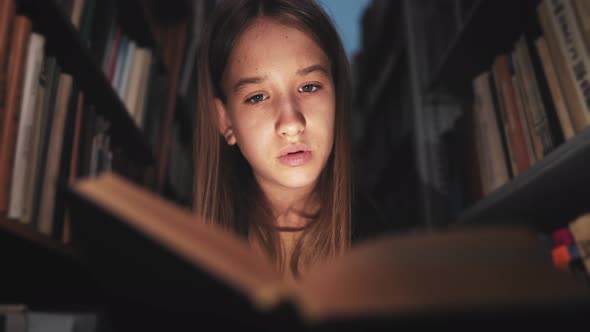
[228,17,328,67]
[237,17,311,47]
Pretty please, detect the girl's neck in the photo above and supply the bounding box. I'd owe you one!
[257,180,319,230]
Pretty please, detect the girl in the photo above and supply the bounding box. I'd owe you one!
[193,0,353,280]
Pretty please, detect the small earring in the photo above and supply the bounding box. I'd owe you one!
[225,129,236,145]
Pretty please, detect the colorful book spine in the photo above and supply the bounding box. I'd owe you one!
[0,16,32,214]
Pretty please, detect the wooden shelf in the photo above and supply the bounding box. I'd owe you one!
[0,217,104,310]
[19,0,155,165]
[427,0,540,95]
[0,217,78,259]
[454,127,590,232]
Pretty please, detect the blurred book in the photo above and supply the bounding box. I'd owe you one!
[66,172,590,329]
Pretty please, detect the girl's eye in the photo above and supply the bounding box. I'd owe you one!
[299,84,320,93]
[245,93,268,104]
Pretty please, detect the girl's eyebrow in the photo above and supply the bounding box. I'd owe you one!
[296,64,329,77]
[232,64,329,93]
[233,75,268,93]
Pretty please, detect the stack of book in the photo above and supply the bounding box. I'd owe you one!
[470,0,590,198]
[0,0,168,242]
[550,213,590,283]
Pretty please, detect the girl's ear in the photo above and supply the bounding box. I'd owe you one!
[214,98,237,145]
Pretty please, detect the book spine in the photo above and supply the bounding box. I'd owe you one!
[70,0,86,30]
[62,92,85,243]
[511,49,542,162]
[487,70,514,179]
[531,36,574,141]
[541,0,590,131]
[50,81,80,240]
[79,0,96,43]
[8,33,45,220]
[569,213,590,274]
[37,74,73,236]
[113,34,128,93]
[20,57,49,224]
[472,72,510,194]
[515,36,556,157]
[118,40,136,103]
[571,0,590,52]
[0,0,16,112]
[551,225,575,246]
[30,60,61,227]
[552,242,580,270]
[0,16,32,214]
[107,27,121,81]
[510,60,538,165]
[123,45,144,117]
[492,54,532,175]
[79,104,96,178]
[100,25,116,75]
[134,49,153,127]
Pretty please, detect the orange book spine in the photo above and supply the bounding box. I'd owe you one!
[492,54,532,174]
[0,16,32,214]
[0,0,16,130]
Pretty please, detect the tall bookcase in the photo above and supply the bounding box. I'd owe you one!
[396,0,590,233]
[353,0,590,232]
[0,0,206,318]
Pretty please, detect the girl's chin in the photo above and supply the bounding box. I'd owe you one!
[256,170,320,191]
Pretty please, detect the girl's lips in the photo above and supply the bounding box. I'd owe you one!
[278,151,312,167]
[278,143,311,156]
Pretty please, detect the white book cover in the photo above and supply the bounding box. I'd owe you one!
[20,59,48,224]
[545,0,590,127]
[125,47,148,120]
[118,40,136,104]
[112,34,128,94]
[70,0,86,29]
[123,43,144,116]
[8,33,45,220]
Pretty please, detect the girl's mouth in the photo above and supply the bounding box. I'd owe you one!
[278,150,312,167]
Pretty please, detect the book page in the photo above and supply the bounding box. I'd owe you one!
[295,226,590,323]
[71,173,286,308]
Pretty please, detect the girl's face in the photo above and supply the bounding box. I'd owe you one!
[216,17,336,194]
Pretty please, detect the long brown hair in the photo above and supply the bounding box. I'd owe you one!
[193,0,352,277]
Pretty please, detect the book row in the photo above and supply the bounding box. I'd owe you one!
[56,0,157,127]
[0,10,152,242]
[470,0,590,197]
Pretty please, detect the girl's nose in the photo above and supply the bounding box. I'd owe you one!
[276,96,306,137]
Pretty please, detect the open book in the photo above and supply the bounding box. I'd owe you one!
[67,173,590,330]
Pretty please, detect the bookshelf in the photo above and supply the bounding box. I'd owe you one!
[0,216,105,313]
[355,0,590,269]
[351,2,590,325]
[0,0,203,320]
[19,0,154,164]
[0,217,77,259]
[404,0,590,234]
[455,125,590,231]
